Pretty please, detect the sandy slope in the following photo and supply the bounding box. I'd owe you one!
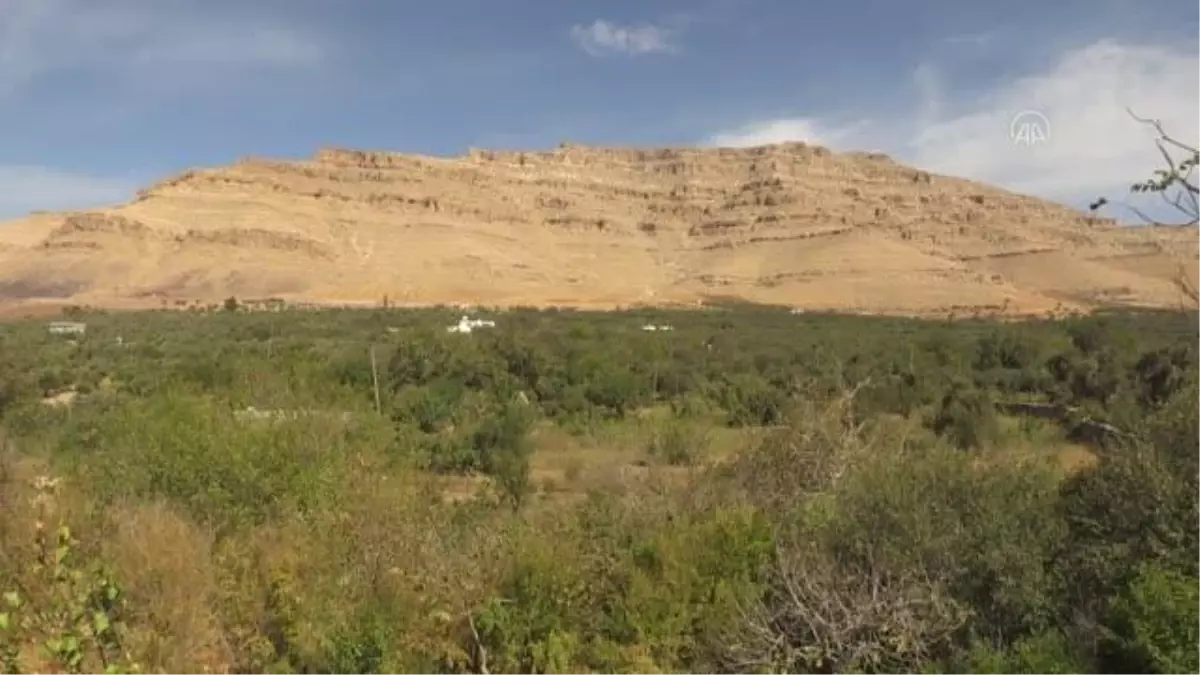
[1,142,1195,316]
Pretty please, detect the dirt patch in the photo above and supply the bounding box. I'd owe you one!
[0,278,86,301]
[1056,444,1100,475]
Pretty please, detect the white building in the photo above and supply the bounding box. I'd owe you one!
[47,321,87,336]
[447,315,496,334]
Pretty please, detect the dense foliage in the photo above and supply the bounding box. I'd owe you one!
[0,303,1196,673]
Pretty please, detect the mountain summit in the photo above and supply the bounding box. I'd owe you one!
[2,142,1196,315]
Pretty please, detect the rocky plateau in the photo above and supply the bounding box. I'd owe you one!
[1,141,1196,317]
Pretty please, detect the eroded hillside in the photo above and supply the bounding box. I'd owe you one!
[1,142,1196,315]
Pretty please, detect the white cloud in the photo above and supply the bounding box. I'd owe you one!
[0,166,136,220]
[701,40,1198,215]
[703,118,869,149]
[570,20,676,57]
[908,41,1198,203]
[0,0,322,98]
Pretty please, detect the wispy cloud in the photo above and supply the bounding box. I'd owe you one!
[0,0,323,98]
[704,118,869,149]
[907,41,1197,202]
[701,39,1198,214]
[570,19,677,57]
[0,166,137,220]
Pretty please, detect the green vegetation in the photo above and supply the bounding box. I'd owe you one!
[0,303,1196,673]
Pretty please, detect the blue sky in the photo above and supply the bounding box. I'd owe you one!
[1,0,1197,220]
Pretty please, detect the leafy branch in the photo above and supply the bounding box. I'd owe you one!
[0,477,140,674]
[1092,108,1199,227]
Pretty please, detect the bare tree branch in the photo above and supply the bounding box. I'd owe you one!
[1173,263,1199,304]
[1088,109,1199,310]
[722,538,970,673]
[1106,108,1200,227]
[466,611,489,675]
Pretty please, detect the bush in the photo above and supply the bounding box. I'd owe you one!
[928,381,999,450]
[0,303,1196,673]
[474,402,536,510]
[473,500,773,673]
[721,374,785,427]
[0,476,139,674]
[1055,444,1198,613]
[965,630,1088,674]
[645,418,709,466]
[1103,564,1200,674]
[65,393,353,535]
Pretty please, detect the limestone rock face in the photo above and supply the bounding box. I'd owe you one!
[1,142,1196,315]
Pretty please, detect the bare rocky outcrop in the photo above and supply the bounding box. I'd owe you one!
[0,142,1196,316]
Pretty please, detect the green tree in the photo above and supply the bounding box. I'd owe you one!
[1103,564,1200,674]
[474,401,536,510]
[928,381,998,450]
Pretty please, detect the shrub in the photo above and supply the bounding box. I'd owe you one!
[720,374,785,427]
[66,393,352,535]
[928,381,999,450]
[1103,564,1200,674]
[1055,444,1198,612]
[0,477,139,674]
[645,419,709,466]
[474,402,536,511]
[1,303,1197,673]
[965,630,1088,674]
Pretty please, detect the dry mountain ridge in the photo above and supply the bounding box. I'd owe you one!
[1,141,1196,316]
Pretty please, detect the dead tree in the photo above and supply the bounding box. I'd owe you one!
[1090,109,1200,309]
[1092,108,1199,227]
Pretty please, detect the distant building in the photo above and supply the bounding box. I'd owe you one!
[447,316,496,334]
[642,323,674,332]
[47,321,87,336]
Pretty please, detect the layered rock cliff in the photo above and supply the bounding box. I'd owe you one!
[1,142,1196,315]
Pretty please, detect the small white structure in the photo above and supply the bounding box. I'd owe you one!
[790,308,806,315]
[235,406,354,424]
[447,315,496,334]
[642,323,674,332]
[47,321,87,336]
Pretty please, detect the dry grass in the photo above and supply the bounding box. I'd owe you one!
[441,409,1094,512]
[429,416,755,509]
[0,394,1123,674]
[1054,444,1100,475]
[103,501,232,673]
[531,418,749,491]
